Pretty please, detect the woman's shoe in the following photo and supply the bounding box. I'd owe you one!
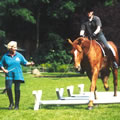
[14,104,19,110]
[9,103,14,110]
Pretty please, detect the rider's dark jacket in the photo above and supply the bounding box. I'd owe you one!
[81,16,102,37]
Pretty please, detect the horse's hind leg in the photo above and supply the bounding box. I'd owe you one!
[101,69,111,91]
[112,68,118,96]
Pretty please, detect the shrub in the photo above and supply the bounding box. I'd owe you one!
[40,62,74,72]
[56,64,69,72]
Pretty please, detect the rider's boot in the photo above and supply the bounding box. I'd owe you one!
[108,48,118,69]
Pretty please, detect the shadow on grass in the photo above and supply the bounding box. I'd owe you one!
[39,74,87,78]
[0,89,7,94]
[38,104,88,110]
[0,107,9,110]
[28,103,88,110]
[29,104,120,111]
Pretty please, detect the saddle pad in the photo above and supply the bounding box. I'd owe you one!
[96,41,106,56]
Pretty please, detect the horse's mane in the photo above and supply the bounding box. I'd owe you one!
[73,37,90,48]
[73,37,100,55]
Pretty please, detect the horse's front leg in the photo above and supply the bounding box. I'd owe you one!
[94,87,97,99]
[88,68,99,110]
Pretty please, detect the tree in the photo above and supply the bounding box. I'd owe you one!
[0,0,120,63]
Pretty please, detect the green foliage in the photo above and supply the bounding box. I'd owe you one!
[0,1,7,16]
[0,2,5,10]
[45,33,72,64]
[0,0,36,23]
[48,1,76,19]
[40,63,53,72]
[0,0,19,8]
[10,8,36,23]
[0,0,120,65]
[41,0,50,3]
[40,63,73,72]
[45,50,72,64]
[0,30,5,37]
[0,0,19,5]
[47,32,64,50]
[5,0,19,4]
[33,32,72,64]
[62,1,76,12]
[105,0,114,6]
[56,64,70,72]
[22,66,31,73]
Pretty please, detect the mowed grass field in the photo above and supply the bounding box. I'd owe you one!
[0,71,120,120]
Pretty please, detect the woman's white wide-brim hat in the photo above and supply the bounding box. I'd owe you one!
[4,41,25,51]
[5,41,17,50]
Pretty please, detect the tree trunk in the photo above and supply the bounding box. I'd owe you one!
[36,12,40,50]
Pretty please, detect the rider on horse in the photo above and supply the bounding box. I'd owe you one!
[79,8,118,69]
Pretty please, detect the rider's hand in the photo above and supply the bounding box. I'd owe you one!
[93,33,96,37]
[91,33,96,39]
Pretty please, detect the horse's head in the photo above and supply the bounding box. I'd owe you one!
[68,37,85,71]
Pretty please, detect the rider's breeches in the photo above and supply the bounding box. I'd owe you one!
[97,32,110,50]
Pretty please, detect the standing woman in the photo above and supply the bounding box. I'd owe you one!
[0,41,34,110]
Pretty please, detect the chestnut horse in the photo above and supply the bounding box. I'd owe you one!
[68,37,119,109]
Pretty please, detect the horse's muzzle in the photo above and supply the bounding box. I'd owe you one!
[75,65,81,71]
[77,66,81,71]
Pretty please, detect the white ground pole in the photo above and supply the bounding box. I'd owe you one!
[32,84,120,110]
[32,90,42,110]
[67,85,74,97]
[56,87,89,100]
[32,89,90,110]
[67,84,90,97]
[78,84,84,94]
[56,88,64,99]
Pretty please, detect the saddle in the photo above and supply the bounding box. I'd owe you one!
[96,41,106,57]
[95,41,115,57]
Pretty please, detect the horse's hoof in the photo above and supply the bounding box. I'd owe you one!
[104,86,109,91]
[88,106,93,110]
[94,104,99,107]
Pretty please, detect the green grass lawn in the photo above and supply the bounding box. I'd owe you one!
[0,71,120,120]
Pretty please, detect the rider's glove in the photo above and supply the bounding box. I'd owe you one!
[91,33,96,39]
[93,33,96,37]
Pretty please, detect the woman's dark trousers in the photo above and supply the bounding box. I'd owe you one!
[6,80,20,110]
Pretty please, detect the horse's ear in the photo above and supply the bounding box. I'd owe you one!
[68,38,73,45]
[78,37,86,45]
